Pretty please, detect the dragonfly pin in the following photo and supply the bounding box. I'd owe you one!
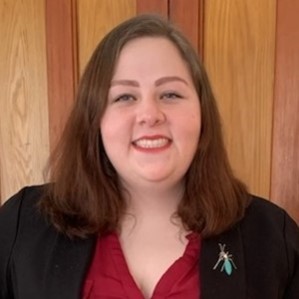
[213,243,237,275]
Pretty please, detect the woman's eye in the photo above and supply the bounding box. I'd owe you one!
[114,94,135,102]
[161,92,182,100]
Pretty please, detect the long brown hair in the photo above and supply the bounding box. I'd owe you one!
[41,14,249,238]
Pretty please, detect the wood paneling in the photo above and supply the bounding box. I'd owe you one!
[77,0,136,74]
[0,0,297,221]
[0,0,49,203]
[203,0,276,198]
[46,0,78,151]
[136,0,168,16]
[271,0,299,222]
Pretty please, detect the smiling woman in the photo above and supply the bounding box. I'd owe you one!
[0,14,298,299]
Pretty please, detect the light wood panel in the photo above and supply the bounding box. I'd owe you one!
[203,0,276,198]
[271,0,299,223]
[46,0,78,151]
[77,0,136,74]
[0,0,49,203]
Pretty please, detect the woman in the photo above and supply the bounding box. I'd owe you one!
[0,14,298,299]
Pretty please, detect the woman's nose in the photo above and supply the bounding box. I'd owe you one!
[136,98,166,126]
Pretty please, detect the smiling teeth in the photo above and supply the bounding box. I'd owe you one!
[135,138,169,148]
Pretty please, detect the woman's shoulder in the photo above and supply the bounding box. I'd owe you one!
[239,195,299,295]
[241,195,299,246]
[0,184,52,242]
[244,195,297,227]
[0,184,49,220]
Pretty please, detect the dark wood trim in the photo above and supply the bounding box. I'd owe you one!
[136,0,168,16]
[198,0,205,58]
[169,0,204,55]
[45,0,78,152]
[271,0,299,223]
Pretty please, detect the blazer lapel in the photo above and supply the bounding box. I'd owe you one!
[200,224,246,299]
[45,233,96,299]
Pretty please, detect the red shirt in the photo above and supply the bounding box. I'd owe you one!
[83,233,201,299]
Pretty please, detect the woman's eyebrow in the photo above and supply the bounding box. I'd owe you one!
[110,79,139,87]
[110,76,189,87]
[155,76,189,86]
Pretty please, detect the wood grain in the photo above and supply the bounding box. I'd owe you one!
[77,0,136,74]
[0,0,49,203]
[203,0,276,198]
[271,0,299,223]
[46,0,78,152]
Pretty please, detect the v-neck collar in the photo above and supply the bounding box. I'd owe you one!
[112,233,201,298]
[83,233,201,298]
[45,224,246,299]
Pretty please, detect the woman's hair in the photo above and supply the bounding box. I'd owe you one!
[41,14,249,238]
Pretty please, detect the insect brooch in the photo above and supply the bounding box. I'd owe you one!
[213,243,237,275]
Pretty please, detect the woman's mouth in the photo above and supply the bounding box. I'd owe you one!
[133,136,171,150]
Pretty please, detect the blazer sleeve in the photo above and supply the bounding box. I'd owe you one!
[0,188,26,299]
[284,211,299,299]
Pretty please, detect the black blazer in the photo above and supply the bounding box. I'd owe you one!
[0,186,298,299]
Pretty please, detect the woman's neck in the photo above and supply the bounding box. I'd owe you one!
[119,180,186,235]
[123,180,183,214]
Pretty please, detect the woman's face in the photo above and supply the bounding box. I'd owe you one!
[101,37,201,191]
